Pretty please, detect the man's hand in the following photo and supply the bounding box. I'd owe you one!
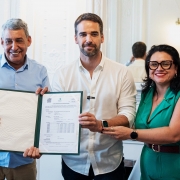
[23,146,41,159]
[35,87,48,95]
[79,112,102,132]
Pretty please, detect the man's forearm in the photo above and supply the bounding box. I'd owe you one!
[104,115,130,127]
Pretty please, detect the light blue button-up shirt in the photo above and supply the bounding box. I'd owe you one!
[0,54,51,168]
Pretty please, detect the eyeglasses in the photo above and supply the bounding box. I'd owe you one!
[148,60,173,70]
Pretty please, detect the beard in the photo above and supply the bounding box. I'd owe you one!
[80,42,100,57]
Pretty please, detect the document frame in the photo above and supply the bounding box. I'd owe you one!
[0,89,83,155]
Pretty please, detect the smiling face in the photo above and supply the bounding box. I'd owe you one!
[75,20,104,57]
[1,29,31,69]
[149,51,177,87]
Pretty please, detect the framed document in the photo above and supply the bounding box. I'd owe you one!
[0,89,82,155]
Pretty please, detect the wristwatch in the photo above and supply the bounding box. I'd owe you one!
[102,120,108,127]
[130,129,138,140]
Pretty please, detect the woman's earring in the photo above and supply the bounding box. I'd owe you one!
[174,73,177,78]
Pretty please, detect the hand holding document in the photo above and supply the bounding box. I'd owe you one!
[0,89,82,155]
[23,146,41,159]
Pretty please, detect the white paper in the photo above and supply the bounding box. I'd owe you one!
[39,92,81,154]
[0,90,38,152]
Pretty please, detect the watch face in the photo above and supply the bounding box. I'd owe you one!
[131,131,138,139]
[102,121,108,127]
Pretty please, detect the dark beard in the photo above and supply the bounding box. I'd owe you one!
[81,43,99,57]
[80,48,98,57]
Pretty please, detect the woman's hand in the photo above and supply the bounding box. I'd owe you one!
[102,126,132,140]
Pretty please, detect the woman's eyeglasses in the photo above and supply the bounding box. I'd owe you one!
[148,60,173,70]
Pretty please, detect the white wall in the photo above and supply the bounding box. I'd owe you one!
[0,0,180,179]
[1,0,180,69]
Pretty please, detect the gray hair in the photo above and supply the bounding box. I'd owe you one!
[1,18,30,38]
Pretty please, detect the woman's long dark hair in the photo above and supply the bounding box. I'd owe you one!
[142,44,180,94]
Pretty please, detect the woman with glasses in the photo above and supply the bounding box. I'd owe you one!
[103,44,180,180]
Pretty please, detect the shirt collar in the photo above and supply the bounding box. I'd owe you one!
[132,59,145,65]
[1,53,28,70]
[78,53,105,71]
[1,54,8,67]
[144,86,175,104]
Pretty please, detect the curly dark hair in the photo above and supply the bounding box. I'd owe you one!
[74,13,103,35]
[142,44,180,94]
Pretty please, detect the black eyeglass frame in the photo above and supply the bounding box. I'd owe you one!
[148,60,173,70]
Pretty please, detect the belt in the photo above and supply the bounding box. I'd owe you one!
[145,143,180,153]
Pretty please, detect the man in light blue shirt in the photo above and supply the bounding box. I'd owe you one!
[0,18,50,180]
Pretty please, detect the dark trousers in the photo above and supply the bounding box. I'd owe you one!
[0,160,36,180]
[62,158,125,180]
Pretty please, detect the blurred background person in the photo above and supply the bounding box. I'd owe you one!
[127,41,147,110]
[127,41,147,83]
